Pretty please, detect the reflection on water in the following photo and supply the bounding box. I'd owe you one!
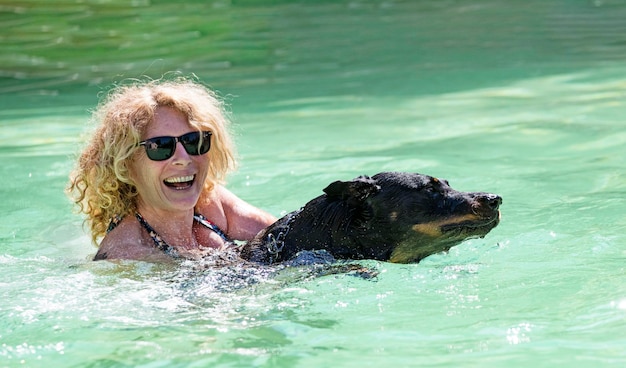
[2,0,626,108]
[1,0,626,367]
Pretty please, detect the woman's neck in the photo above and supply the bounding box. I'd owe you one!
[135,206,198,250]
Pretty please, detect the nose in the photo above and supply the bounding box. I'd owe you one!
[479,193,502,210]
[472,193,502,215]
[171,141,192,164]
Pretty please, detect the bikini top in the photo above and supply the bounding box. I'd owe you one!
[106,212,230,257]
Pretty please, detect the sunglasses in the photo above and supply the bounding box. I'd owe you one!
[138,131,212,161]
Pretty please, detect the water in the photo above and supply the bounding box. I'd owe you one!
[1,0,625,366]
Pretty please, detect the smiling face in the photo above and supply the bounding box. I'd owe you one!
[129,106,210,215]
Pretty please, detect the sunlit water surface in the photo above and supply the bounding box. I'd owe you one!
[1,1,625,367]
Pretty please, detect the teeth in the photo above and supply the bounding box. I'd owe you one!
[164,175,194,183]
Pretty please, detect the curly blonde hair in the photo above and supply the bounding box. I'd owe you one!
[67,77,237,244]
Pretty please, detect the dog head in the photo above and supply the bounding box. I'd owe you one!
[323,172,502,263]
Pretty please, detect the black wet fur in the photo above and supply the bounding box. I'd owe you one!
[239,172,502,265]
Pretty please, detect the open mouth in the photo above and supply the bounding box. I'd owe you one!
[163,175,196,190]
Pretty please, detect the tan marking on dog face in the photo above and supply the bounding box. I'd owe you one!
[411,223,443,237]
[389,246,419,263]
[411,214,481,237]
[389,211,399,222]
[390,214,483,263]
[389,239,445,263]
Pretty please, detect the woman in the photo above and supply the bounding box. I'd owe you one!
[67,77,276,262]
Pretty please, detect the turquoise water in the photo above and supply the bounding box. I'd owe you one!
[1,0,625,366]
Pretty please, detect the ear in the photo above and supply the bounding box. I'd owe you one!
[323,175,380,205]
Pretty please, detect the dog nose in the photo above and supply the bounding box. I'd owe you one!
[483,193,502,209]
[474,193,502,211]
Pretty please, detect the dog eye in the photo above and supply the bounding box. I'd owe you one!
[425,178,441,190]
[425,185,442,195]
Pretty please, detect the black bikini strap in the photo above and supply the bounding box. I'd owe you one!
[118,212,227,257]
[106,215,123,233]
[134,213,178,256]
[193,213,230,242]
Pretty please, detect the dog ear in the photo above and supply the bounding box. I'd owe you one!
[323,175,380,205]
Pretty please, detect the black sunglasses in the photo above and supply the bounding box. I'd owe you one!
[138,131,212,161]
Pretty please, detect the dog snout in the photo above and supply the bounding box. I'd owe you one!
[471,193,502,214]
[483,193,502,209]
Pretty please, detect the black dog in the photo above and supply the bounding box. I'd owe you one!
[239,172,501,264]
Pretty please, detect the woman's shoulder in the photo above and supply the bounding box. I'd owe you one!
[196,185,230,214]
[197,184,277,241]
[197,184,229,202]
[94,216,169,262]
[198,184,252,211]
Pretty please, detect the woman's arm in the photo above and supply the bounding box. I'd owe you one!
[214,185,277,241]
